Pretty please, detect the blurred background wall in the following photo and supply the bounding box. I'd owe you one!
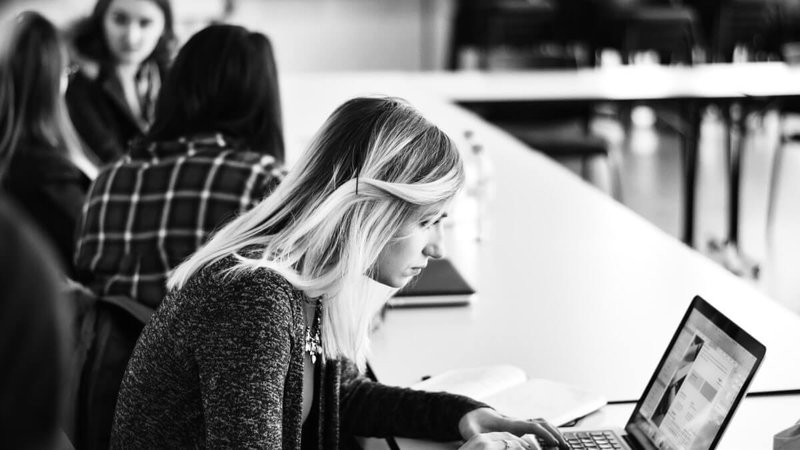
[1,0,455,71]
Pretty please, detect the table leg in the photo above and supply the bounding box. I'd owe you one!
[707,101,760,279]
[728,103,744,246]
[681,100,701,247]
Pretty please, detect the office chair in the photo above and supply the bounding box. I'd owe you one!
[589,0,701,65]
[701,0,785,279]
[766,3,800,254]
[447,0,559,70]
[620,5,701,65]
[708,0,782,62]
[459,50,623,200]
[447,0,621,198]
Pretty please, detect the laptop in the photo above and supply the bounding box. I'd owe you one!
[551,295,766,450]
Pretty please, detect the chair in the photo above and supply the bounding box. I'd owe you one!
[708,0,782,62]
[447,0,560,70]
[447,1,621,198]
[698,1,786,279]
[64,282,153,450]
[590,0,701,65]
[460,88,623,200]
[621,6,701,64]
[766,3,800,249]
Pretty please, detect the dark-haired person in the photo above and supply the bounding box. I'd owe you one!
[0,11,99,275]
[74,24,285,309]
[66,0,176,163]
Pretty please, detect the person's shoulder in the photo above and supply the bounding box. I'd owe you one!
[65,62,99,93]
[190,252,302,310]
[5,143,82,184]
[223,150,287,183]
[220,149,281,168]
[86,157,136,190]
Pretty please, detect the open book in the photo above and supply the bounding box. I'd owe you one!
[412,365,607,427]
[388,258,475,308]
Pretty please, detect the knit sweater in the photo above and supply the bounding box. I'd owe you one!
[111,254,486,449]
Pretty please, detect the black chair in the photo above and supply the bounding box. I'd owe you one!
[708,0,782,62]
[448,0,568,70]
[766,1,800,246]
[447,1,622,198]
[460,72,622,200]
[695,0,786,279]
[590,0,701,65]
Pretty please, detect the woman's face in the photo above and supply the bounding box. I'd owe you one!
[103,0,165,66]
[373,212,447,288]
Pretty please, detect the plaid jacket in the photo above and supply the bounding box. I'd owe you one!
[74,133,285,308]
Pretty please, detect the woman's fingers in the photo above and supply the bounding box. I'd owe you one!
[460,431,541,450]
[528,419,569,450]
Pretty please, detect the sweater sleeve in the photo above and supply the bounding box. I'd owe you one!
[338,359,489,441]
[191,271,295,448]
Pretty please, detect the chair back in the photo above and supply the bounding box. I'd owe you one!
[63,282,154,450]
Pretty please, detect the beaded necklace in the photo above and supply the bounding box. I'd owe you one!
[304,300,323,364]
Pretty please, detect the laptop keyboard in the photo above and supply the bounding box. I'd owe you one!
[560,430,625,449]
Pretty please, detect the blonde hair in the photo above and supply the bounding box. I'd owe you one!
[169,96,465,367]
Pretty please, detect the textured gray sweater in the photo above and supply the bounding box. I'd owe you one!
[111,254,486,449]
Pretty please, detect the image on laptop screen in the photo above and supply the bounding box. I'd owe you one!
[625,296,765,450]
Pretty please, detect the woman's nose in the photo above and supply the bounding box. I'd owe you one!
[123,24,142,46]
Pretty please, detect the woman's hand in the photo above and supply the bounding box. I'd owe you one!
[458,431,540,449]
[458,407,569,449]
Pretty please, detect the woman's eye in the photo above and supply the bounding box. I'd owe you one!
[112,14,129,26]
[421,218,441,228]
[139,19,152,28]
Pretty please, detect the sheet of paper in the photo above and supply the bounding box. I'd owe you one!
[483,378,607,426]
[411,365,526,400]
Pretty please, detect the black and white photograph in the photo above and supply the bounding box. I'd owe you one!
[1,1,799,449]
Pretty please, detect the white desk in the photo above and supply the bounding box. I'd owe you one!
[363,394,800,450]
[281,71,800,443]
[285,64,800,247]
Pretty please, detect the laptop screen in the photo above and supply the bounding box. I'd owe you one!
[625,296,766,450]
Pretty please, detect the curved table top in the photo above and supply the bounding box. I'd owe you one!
[281,71,800,402]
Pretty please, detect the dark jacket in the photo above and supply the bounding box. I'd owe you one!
[65,66,148,164]
[0,195,70,449]
[2,141,90,275]
[112,258,486,449]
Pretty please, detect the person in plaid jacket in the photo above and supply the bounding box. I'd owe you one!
[74,24,285,308]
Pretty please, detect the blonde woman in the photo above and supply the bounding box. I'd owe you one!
[112,97,568,449]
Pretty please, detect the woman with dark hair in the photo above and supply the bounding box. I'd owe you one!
[0,11,98,275]
[147,20,284,161]
[74,24,285,309]
[66,0,176,163]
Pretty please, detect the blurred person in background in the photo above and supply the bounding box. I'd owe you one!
[74,23,285,309]
[66,0,176,164]
[0,194,72,449]
[0,11,98,276]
